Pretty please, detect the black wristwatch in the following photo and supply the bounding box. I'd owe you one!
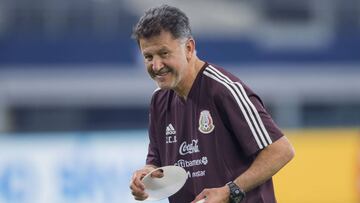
[227,181,245,203]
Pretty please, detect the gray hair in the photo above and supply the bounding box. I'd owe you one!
[132,5,192,43]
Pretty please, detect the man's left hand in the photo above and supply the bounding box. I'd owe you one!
[191,185,230,203]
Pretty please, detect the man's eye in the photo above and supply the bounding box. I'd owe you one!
[160,52,169,58]
[144,55,153,61]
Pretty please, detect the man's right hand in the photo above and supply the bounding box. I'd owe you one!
[129,165,163,201]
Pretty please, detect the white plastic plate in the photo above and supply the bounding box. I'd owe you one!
[142,165,188,201]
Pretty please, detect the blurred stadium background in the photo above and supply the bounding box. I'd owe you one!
[0,0,359,202]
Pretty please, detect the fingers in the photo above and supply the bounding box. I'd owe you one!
[130,166,164,201]
[132,170,146,190]
[130,169,151,200]
[133,191,148,201]
[150,168,164,178]
[130,183,147,200]
[195,199,206,203]
[130,185,148,201]
[191,189,208,203]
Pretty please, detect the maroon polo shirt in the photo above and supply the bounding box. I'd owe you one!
[146,62,283,203]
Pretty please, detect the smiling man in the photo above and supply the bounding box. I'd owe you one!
[129,5,295,203]
[140,28,201,99]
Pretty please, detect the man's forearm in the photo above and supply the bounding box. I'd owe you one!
[234,136,295,192]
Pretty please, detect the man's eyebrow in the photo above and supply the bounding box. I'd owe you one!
[143,47,170,55]
[158,47,171,52]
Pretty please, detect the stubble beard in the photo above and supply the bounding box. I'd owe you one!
[149,67,179,90]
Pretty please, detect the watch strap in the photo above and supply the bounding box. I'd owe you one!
[227,181,245,203]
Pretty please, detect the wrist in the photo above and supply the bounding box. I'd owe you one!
[144,165,157,170]
[227,181,245,203]
[222,184,231,197]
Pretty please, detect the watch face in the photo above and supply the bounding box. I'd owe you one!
[232,195,243,203]
[228,182,245,203]
[235,196,243,202]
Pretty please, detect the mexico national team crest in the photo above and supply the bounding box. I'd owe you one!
[198,110,215,134]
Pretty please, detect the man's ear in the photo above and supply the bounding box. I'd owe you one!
[185,38,195,61]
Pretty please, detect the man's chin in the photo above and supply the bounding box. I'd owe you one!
[156,82,173,90]
[157,85,172,90]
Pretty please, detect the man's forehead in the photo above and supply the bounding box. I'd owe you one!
[139,36,177,53]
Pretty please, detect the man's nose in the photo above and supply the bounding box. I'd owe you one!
[151,57,164,72]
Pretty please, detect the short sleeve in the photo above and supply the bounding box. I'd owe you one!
[216,81,284,156]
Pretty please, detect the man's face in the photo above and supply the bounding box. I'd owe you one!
[139,31,190,90]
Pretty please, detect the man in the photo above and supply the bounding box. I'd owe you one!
[129,4,295,203]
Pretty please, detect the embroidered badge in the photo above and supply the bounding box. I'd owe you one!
[198,110,215,134]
